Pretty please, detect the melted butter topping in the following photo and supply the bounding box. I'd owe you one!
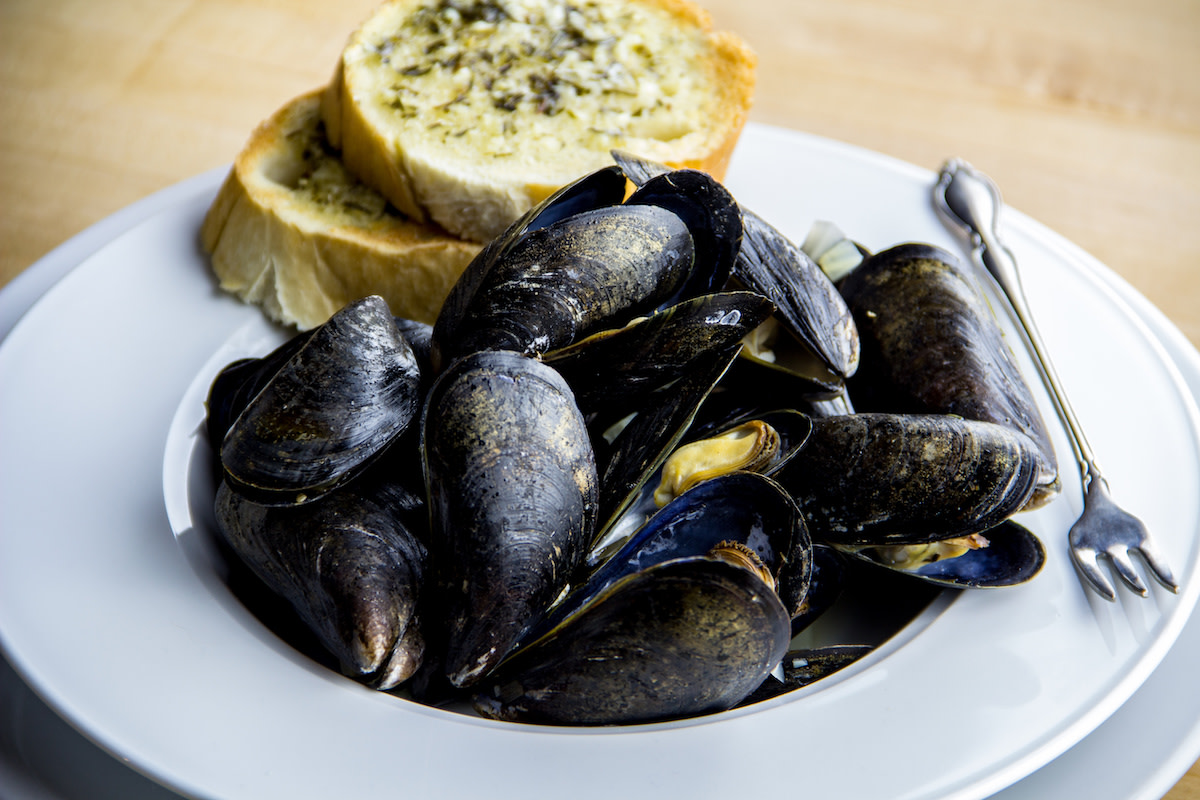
[361,0,716,158]
[281,121,392,224]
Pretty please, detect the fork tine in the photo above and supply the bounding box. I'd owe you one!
[1137,541,1181,593]
[1108,548,1149,597]
[1070,546,1117,602]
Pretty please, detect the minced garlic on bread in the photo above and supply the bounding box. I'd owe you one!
[323,0,756,243]
[201,90,481,331]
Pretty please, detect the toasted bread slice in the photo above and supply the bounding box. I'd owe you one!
[201,90,481,330]
[323,0,756,242]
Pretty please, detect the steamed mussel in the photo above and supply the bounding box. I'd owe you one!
[421,349,598,687]
[473,472,804,724]
[840,242,1060,508]
[201,156,1056,726]
[207,297,429,689]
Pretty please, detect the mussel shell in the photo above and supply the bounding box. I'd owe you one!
[543,291,774,418]
[625,169,742,300]
[780,413,1040,546]
[213,479,427,690]
[432,166,628,372]
[205,327,316,453]
[591,346,740,548]
[610,150,861,382]
[422,350,598,688]
[219,296,422,506]
[472,556,791,726]
[840,242,1059,507]
[733,208,861,380]
[594,408,815,572]
[565,471,811,636]
[837,519,1046,588]
[432,203,696,365]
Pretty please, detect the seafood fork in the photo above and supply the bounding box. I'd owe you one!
[932,158,1180,601]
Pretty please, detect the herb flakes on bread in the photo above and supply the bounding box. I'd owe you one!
[201,90,481,331]
[323,0,756,242]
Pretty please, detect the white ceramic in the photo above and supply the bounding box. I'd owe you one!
[1,126,1199,800]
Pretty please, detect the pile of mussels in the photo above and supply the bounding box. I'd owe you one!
[204,152,1060,726]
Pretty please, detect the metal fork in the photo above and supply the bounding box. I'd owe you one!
[932,158,1179,601]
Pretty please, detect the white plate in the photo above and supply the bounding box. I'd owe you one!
[2,125,1199,800]
[5,262,1200,800]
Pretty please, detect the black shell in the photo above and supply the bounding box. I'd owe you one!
[213,478,427,690]
[479,473,806,726]
[780,413,1040,546]
[472,557,791,726]
[421,350,598,687]
[839,242,1059,507]
[543,291,774,419]
[610,150,859,380]
[434,203,696,364]
[205,328,316,455]
[625,168,742,300]
[734,208,860,380]
[431,166,628,372]
[218,296,422,506]
[569,471,812,629]
[838,519,1046,588]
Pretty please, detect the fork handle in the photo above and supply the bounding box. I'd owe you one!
[936,159,1098,485]
[977,233,1098,477]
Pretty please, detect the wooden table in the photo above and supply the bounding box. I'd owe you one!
[2,1,1198,797]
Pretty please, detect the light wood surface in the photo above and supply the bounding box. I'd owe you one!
[2,0,1198,797]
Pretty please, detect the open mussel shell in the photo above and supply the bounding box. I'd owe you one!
[837,519,1046,588]
[681,407,812,473]
[610,150,861,382]
[473,557,791,726]
[490,473,808,721]
[543,291,774,418]
[594,407,814,570]
[431,166,744,370]
[840,242,1059,508]
[624,168,742,299]
[590,347,741,554]
[566,471,812,630]
[780,413,1041,546]
[218,296,422,506]
[734,208,860,380]
[213,479,427,690]
[422,350,598,688]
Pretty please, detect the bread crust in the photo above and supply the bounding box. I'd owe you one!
[202,90,481,330]
[324,0,756,243]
